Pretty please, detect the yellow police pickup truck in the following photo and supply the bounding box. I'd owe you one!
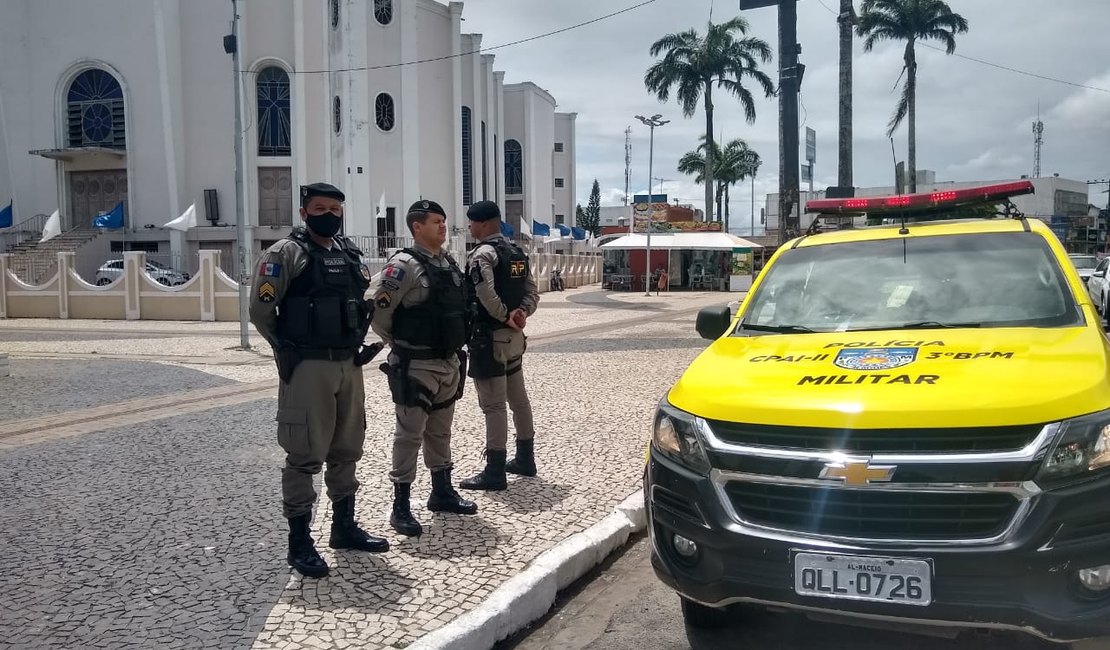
[646,181,1110,643]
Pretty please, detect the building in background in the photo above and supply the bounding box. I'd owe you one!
[0,0,577,276]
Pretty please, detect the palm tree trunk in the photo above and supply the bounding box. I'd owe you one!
[704,82,715,223]
[725,183,731,232]
[907,43,917,194]
[716,182,724,223]
[837,0,853,188]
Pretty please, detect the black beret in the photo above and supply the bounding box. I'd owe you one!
[466,200,501,222]
[300,182,345,203]
[407,199,447,217]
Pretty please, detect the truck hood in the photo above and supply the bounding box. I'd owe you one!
[668,327,1110,428]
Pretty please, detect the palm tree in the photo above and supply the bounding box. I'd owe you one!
[857,0,968,193]
[645,17,774,223]
[676,136,760,232]
[677,137,723,218]
[718,140,761,232]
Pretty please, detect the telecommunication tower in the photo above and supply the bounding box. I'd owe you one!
[1032,108,1044,179]
[624,126,632,206]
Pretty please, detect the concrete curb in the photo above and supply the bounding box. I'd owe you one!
[406,489,647,650]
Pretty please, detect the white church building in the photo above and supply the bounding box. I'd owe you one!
[0,0,577,272]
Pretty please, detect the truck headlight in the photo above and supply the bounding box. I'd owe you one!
[652,403,711,475]
[1036,412,1110,486]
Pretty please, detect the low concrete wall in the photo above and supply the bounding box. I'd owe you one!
[0,248,602,322]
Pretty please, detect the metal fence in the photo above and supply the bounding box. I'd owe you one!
[0,213,50,254]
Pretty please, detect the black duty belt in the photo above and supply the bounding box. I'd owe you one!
[394,347,458,361]
[297,347,356,360]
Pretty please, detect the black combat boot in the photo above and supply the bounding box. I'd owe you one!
[506,438,537,477]
[459,449,508,491]
[427,468,479,514]
[287,513,329,578]
[390,482,423,537]
[329,495,390,552]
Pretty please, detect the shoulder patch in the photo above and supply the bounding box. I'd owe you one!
[374,291,392,309]
[259,262,282,278]
[257,281,276,303]
[360,264,371,281]
[384,265,406,281]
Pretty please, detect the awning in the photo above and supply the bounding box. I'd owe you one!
[600,232,763,250]
[29,147,127,162]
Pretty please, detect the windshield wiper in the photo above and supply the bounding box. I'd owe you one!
[738,322,817,334]
[847,320,983,332]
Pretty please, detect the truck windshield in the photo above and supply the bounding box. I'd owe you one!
[736,232,1082,334]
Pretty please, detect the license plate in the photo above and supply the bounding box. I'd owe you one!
[793,552,932,606]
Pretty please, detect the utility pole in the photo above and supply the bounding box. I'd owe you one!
[1088,179,1110,253]
[226,0,250,348]
[836,0,854,191]
[739,0,802,243]
[778,0,801,245]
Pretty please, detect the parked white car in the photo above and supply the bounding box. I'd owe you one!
[1087,257,1110,316]
[1069,254,1099,284]
[94,259,190,286]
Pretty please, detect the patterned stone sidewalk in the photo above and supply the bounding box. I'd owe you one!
[0,289,730,649]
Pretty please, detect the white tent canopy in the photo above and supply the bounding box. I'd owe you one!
[600,232,763,250]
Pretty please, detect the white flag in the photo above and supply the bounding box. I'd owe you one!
[377,192,386,217]
[164,203,196,231]
[39,209,61,243]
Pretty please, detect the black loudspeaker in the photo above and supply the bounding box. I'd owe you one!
[204,189,219,224]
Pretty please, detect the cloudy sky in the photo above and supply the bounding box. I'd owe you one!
[458,0,1110,232]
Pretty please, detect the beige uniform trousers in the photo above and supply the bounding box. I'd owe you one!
[472,329,535,450]
[390,354,461,484]
[276,358,365,518]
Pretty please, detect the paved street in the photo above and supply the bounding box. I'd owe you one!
[0,288,726,649]
[501,535,1110,650]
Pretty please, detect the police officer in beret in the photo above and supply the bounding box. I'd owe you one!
[249,182,388,578]
[368,199,477,537]
[459,201,540,491]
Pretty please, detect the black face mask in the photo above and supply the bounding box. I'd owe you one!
[305,213,342,238]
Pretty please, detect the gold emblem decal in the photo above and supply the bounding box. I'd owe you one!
[257,281,276,303]
[819,460,896,486]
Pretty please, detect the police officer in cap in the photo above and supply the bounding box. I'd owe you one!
[368,199,477,537]
[459,201,540,491]
[250,182,388,579]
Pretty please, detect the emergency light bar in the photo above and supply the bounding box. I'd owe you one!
[805,180,1035,215]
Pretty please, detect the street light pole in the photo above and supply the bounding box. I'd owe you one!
[635,113,668,296]
[228,0,250,348]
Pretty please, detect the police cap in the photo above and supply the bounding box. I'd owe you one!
[300,182,345,207]
[407,199,447,218]
[466,200,501,222]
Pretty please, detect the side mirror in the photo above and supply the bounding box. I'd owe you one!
[1095,271,1106,279]
[696,305,733,340]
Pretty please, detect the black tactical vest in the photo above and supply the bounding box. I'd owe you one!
[392,248,469,354]
[474,238,529,327]
[276,229,371,350]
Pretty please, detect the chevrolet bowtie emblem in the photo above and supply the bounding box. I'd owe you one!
[819,460,896,486]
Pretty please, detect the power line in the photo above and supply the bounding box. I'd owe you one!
[243,0,659,75]
[813,0,1110,94]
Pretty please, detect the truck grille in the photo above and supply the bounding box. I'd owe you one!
[724,482,1020,540]
[708,420,1044,454]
